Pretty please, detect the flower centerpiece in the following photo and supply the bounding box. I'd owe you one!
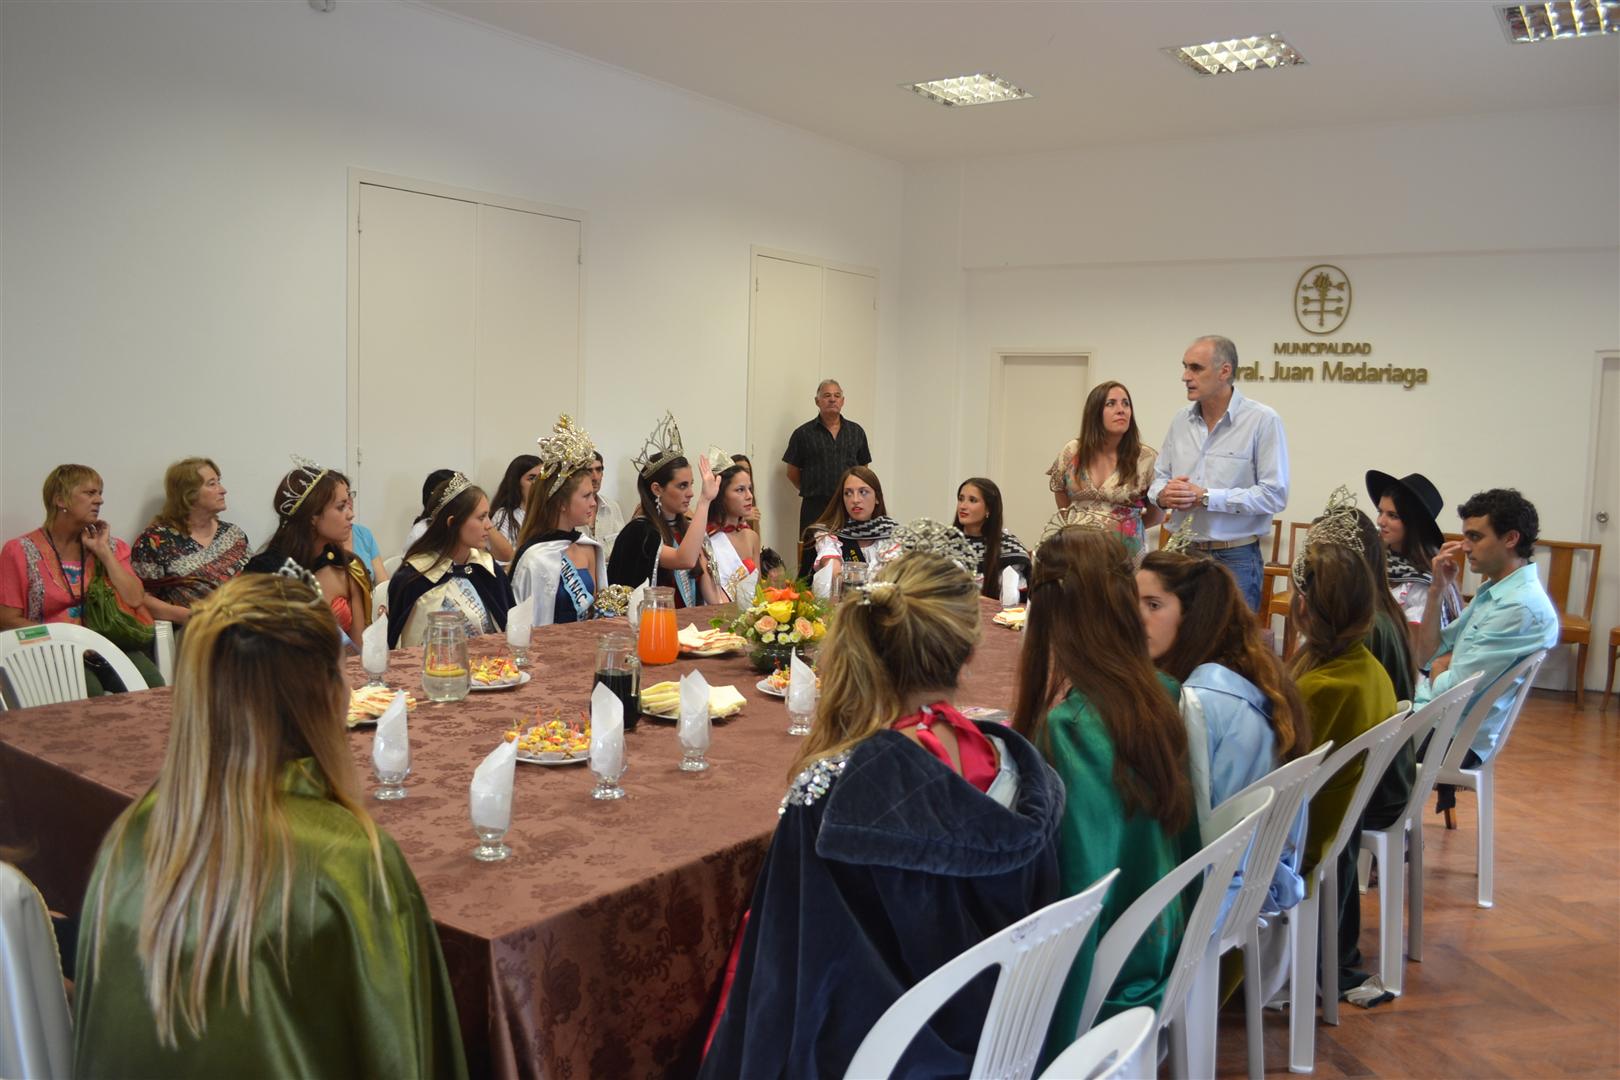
[713,580,829,674]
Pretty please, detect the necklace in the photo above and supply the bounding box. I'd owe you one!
[41,528,85,608]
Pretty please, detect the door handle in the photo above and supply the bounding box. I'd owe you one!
[1598,511,1610,525]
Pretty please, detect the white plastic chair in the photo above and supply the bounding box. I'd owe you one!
[1038,1006,1157,1080]
[0,623,148,707]
[153,619,177,684]
[0,862,73,1079]
[1188,743,1332,1080]
[1078,786,1273,1080]
[1356,674,1481,994]
[843,869,1119,1080]
[1435,650,1548,909]
[382,554,404,577]
[1278,705,1411,1074]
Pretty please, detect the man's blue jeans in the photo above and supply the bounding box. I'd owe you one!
[1209,540,1264,611]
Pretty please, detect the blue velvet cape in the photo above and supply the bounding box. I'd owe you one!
[700,720,1065,1079]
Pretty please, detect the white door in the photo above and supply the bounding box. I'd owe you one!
[821,268,879,465]
[991,354,1089,549]
[1585,351,1619,691]
[355,184,478,555]
[473,204,582,487]
[749,254,825,559]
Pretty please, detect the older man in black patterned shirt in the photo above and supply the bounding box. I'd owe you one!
[782,379,873,541]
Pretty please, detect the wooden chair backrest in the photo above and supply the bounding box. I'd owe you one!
[1534,539,1602,621]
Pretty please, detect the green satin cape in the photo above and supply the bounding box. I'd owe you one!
[73,759,467,1079]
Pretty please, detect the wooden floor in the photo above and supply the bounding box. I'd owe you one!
[1213,691,1620,1078]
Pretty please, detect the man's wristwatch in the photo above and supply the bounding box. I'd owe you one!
[1198,493,1210,508]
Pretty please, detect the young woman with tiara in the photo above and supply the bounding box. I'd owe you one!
[800,465,899,580]
[73,573,466,1077]
[607,412,722,607]
[1012,505,1198,1048]
[1284,488,1399,997]
[701,520,1062,1078]
[244,457,372,639]
[953,477,1031,599]
[510,416,626,625]
[704,447,762,602]
[385,473,513,648]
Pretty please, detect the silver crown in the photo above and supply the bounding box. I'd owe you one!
[427,472,474,522]
[878,517,979,574]
[535,415,598,498]
[276,455,331,518]
[706,444,746,471]
[633,412,685,479]
[1162,514,1199,554]
[1040,503,1116,544]
[1292,485,1364,589]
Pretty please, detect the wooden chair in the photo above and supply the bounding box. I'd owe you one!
[1532,539,1602,708]
[1602,624,1619,711]
[1265,522,1312,658]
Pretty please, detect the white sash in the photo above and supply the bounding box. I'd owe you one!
[707,531,758,602]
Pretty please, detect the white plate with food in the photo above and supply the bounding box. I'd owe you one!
[471,671,531,692]
[640,680,748,720]
[677,625,747,657]
[755,678,786,699]
[508,719,590,764]
[347,686,417,728]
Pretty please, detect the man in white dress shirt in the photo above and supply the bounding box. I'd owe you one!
[1148,335,1290,610]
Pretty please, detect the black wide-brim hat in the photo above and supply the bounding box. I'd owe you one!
[1365,470,1445,551]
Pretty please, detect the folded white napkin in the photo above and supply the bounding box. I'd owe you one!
[678,670,712,755]
[787,648,817,714]
[361,610,389,672]
[1000,566,1022,609]
[627,579,650,631]
[811,561,835,599]
[505,595,534,650]
[371,690,409,774]
[590,681,625,777]
[469,739,517,832]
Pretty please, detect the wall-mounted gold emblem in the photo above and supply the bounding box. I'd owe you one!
[1294,264,1350,335]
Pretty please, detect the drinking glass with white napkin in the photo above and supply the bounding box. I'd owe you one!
[505,595,534,666]
[361,611,390,687]
[786,648,816,736]
[590,681,627,799]
[678,669,712,771]
[371,691,410,799]
[1000,566,1022,609]
[469,739,517,861]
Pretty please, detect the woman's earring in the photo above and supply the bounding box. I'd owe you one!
[654,494,663,516]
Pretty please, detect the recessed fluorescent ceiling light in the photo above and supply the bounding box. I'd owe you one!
[1498,1,1618,42]
[1165,34,1306,76]
[904,73,1033,107]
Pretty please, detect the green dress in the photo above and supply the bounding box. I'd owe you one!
[74,759,467,1079]
[1043,677,1202,1053]
[1297,643,1398,878]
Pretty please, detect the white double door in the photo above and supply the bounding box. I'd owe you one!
[352,180,582,555]
[748,251,879,560]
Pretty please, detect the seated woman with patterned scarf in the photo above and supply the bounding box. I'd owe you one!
[800,465,899,581]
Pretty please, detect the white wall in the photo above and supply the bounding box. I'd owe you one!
[0,0,903,546]
[891,105,1619,688]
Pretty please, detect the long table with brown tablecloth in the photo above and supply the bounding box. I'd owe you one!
[0,599,1025,1078]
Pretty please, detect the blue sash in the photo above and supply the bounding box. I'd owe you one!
[671,568,698,608]
[559,559,596,621]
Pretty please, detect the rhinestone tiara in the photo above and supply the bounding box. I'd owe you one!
[535,414,598,498]
[276,454,331,518]
[633,412,685,479]
[1162,514,1199,554]
[1292,485,1364,589]
[426,472,473,522]
[880,517,979,574]
[1040,503,1117,544]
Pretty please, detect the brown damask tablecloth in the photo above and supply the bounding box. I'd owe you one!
[0,600,1025,1079]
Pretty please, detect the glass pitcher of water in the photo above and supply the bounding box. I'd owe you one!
[422,610,470,702]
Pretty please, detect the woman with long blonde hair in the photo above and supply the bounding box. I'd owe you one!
[1012,523,1198,1049]
[74,573,466,1077]
[702,531,1063,1079]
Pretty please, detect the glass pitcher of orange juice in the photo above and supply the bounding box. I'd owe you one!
[637,586,679,665]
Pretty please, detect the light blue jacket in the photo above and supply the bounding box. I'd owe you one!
[1416,563,1559,760]
[1183,663,1304,918]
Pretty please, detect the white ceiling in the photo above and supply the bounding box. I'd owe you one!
[422,0,1620,162]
